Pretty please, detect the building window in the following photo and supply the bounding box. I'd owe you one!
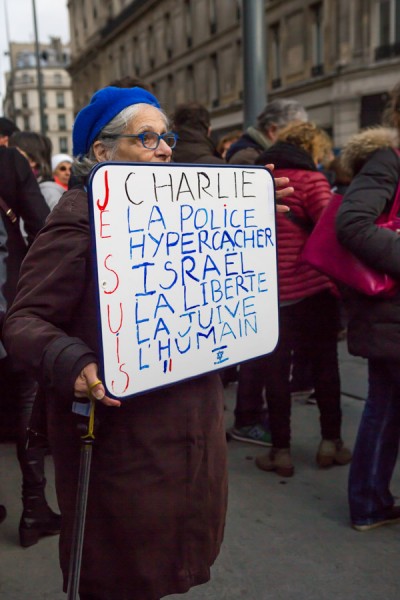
[21,93,28,108]
[133,36,140,75]
[209,0,217,34]
[59,136,68,153]
[148,26,155,68]
[360,92,391,128]
[336,0,350,53]
[107,0,112,19]
[311,2,324,76]
[23,116,30,131]
[167,73,174,111]
[42,93,47,108]
[236,0,241,21]
[119,44,128,76]
[43,114,48,131]
[186,65,195,100]
[54,73,62,85]
[56,92,65,108]
[353,0,365,55]
[58,114,66,131]
[380,0,391,46]
[185,0,193,47]
[376,0,400,59]
[210,53,220,107]
[164,13,172,58]
[270,23,281,88]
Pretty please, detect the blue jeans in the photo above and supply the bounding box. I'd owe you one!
[349,358,400,525]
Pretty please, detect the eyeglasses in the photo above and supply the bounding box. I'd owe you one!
[102,131,178,150]
[58,165,72,172]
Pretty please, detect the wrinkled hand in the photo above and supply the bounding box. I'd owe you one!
[74,362,121,407]
[266,163,293,211]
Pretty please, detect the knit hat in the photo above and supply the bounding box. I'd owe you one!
[51,153,73,171]
[72,86,161,157]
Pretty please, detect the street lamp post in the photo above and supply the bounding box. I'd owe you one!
[32,0,46,134]
[242,0,267,129]
[3,0,16,120]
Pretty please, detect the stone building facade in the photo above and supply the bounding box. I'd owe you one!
[67,0,400,147]
[4,37,74,155]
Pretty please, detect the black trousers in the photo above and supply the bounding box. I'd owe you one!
[268,290,341,447]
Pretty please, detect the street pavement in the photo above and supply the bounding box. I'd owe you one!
[1,341,399,600]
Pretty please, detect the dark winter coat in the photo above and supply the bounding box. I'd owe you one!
[3,187,228,600]
[0,215,7,359]
[336,140,400,360]
[0,147,49,305]
[256,141,335,302]
[226,126,272,165]
[172,125,225,164]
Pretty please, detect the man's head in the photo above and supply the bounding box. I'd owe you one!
[257,99,308,143]
[0,117,19,147]
[171,102,211,135]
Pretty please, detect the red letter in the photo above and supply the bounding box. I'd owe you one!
[100,210,111,239]
[107,302,123,334]
[103,254,119,294]
[97,169,109,211]
[112,363,130,394]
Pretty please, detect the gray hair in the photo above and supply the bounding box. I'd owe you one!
[257,99,308,132]
[73,103,169,177]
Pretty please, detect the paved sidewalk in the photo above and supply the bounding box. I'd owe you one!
[1,343,400,600]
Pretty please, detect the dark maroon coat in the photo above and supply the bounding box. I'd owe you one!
[3,188,227,600]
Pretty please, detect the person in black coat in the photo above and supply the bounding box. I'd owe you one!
[171,102,225,164]
[0,146,59,546]
[0,213,8,524]
[336,84,400,532]
[0,146,49,300]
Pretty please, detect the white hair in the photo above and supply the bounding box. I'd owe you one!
[73,103,169,177]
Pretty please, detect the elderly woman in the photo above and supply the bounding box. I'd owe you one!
[3,87,228,600]
[51,152,73,190]
[3,86,292,600]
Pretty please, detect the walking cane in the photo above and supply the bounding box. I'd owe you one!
[67,394,96,600]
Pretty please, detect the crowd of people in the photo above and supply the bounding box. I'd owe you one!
[0,77,400,599]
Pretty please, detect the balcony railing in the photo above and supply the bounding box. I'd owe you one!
[375,43,400,61]
[311,64,324,77]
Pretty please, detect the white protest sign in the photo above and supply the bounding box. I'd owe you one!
[88,162,279,399]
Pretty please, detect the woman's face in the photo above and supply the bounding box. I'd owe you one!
[98,105,173,164]
[54,161,72,185]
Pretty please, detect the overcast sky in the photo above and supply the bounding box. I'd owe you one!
[0,0,70,104]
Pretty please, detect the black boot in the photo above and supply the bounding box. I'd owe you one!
[18,443,61,547]
[19,492,61,547]
[16,376,61,547]
[0,504,6,523]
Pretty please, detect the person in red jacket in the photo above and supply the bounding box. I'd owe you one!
[253,122,352,476]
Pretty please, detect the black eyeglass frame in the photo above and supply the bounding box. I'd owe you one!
[101,131,178,150]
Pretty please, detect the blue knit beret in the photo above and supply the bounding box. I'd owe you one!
[72,86,161,157]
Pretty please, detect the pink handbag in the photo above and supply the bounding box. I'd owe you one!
[301,156,400,297]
